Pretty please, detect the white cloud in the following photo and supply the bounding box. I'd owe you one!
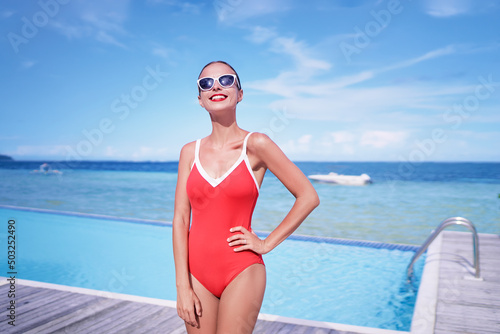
[96,31,127,48]
[249,70,374,99]
[81,11,127,34]
[104,146,121,157]
[276,128,499,161]
[180,2,202,15]
[280,135,311,154]
[246,39,473,125]
[279,131,411,160]
[379,45,457,73]
[13,145,68,156]
[267,84,469,123]
[405,131,500,161]
[297,134,312,145]
[147,0,202,15]
[422,0,471,17]
[22,60,37,69]
[360,131,408,148]
[131,146,169,160]
[245,27,333,98]
[330,131,355,144]
[271,37,331,71]
[0,135,20,140]
[216,0,291,24]
[1,10,15,19]
[49,0,130,47]
[152,46,171,59]
[247,26,278,44]
[50,21,91,40]
[459,42,500,55]
[281,134,313,155]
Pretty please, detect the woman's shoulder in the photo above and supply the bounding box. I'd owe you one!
[181,140,196,152]
[246,132,278,161]
[247,132,273,149]
[178,140,196,164]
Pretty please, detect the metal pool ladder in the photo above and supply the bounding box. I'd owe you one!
[406,217,481,280]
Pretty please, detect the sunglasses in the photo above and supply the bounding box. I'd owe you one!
[197,74,240,91]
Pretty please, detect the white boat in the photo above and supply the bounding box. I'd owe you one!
[31,163,63,175]
[308,172,372,186]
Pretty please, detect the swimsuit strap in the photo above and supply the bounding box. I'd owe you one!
[192,138,201,169]
[242,132,260,191]
[242,132,253,155]
[194,138,201,163]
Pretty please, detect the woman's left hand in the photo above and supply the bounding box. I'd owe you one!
[228,226,269,254]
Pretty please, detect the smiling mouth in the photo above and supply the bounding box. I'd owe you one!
[210,94,227,101]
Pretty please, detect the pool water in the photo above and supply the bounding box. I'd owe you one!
[0,206,424,331]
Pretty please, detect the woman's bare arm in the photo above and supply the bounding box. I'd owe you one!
[172,142,201,327]
[228,133,320,254]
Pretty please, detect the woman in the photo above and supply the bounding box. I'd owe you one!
[172,60,319,333]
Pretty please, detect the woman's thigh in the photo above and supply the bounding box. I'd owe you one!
[216,264,266,334]
[187,275,220,334]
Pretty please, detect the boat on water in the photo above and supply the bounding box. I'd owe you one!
[31,163,63,175]
[308,172,372,186]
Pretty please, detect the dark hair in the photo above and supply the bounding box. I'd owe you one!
[197,60,242,95]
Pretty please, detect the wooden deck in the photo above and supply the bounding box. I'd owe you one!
[433,231,500,334]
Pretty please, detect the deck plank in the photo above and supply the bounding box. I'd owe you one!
[119,306,183,333]
[65,300,137,334]
[87,303,162,333]
[12,296,123,333]
[433,231,500,334]
[23,298,119,333]
[17,291,95,325]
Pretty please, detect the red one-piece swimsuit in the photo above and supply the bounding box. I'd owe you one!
[186,132,264,298]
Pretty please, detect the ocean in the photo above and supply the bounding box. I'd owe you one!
[1,160,499,245]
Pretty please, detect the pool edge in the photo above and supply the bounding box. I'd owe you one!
[409,232,441,333]
[0,204,419,251]
[0,204,172,227]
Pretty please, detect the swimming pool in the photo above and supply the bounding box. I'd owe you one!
[0,206,424,331]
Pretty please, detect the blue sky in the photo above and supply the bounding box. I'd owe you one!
[1,0,499,162]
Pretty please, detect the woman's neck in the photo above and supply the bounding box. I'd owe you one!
[209,121,245,148]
